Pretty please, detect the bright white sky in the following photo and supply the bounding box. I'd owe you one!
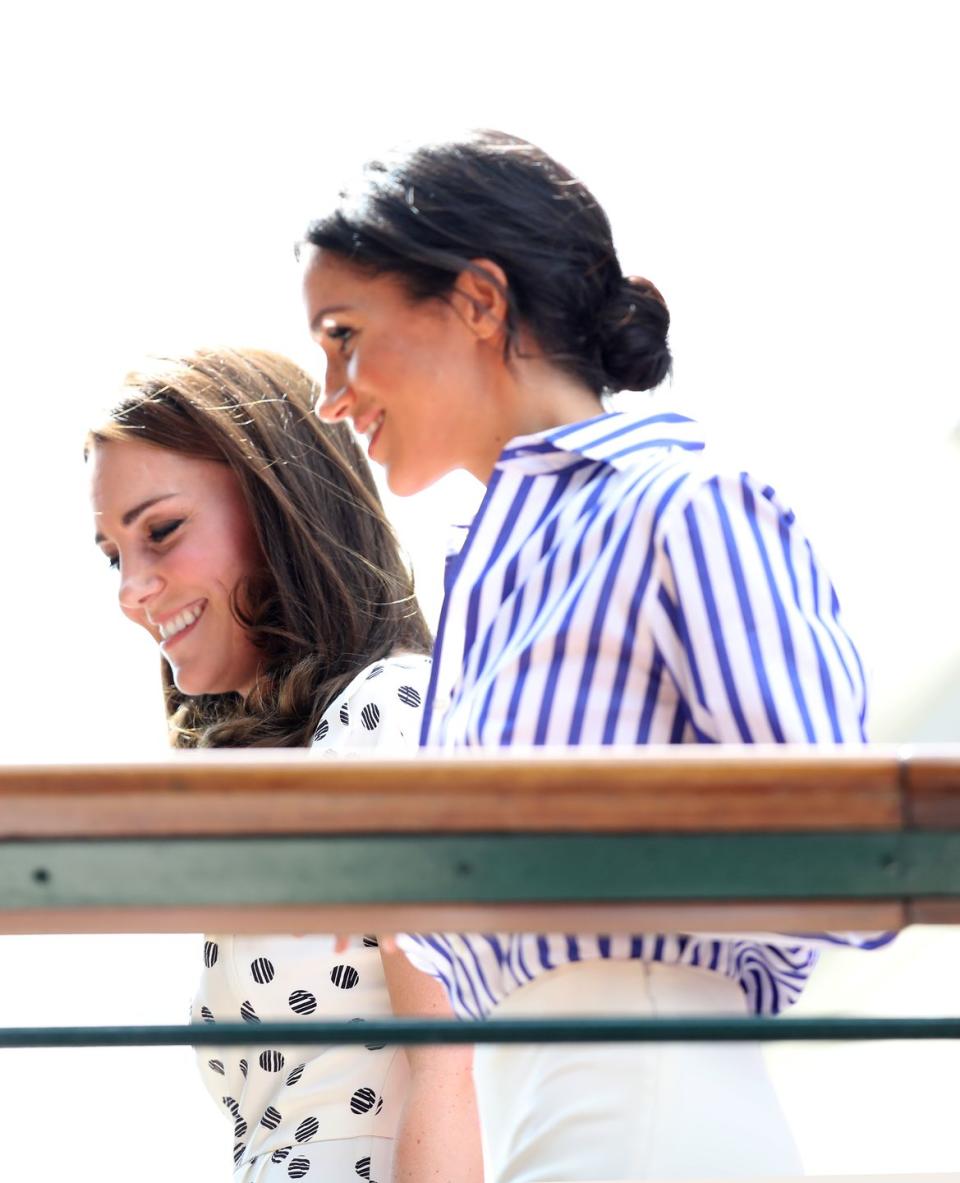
[1,2,959,1177]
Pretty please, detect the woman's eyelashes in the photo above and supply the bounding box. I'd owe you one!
[325,324,356,351]
[148,519,184,544]
[102,519,184,571]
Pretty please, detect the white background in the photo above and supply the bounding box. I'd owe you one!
[1,1,958,1176]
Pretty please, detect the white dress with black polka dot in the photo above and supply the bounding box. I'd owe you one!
[193,655,431,1183]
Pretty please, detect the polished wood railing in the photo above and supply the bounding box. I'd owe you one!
[2,746,958,935]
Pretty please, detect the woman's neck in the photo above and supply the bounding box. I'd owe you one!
[467,358,605,485]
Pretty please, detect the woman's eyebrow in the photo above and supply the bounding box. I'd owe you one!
[94,493,176,544]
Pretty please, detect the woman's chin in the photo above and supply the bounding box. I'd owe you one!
[171,666,214,697]
[172,672,197,696]
[172,664,258,699]
[386,460,445,498]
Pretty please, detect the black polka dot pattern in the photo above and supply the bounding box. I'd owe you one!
[307,653,430,762]
[200,1005,215,1023]
[350,1017,386,1051]
[331,964,359,989]
[288,989,317,1015]
[259,1049,285,1072]
[190,656,432,1177]
[350,1087,377,1115]
[251,957,275,984]
[261,1105,282,1130]
[296,1116,320,1142]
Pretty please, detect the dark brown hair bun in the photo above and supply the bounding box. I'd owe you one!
[596,276,672,392]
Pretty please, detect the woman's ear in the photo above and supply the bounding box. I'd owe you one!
[453,259,510,342]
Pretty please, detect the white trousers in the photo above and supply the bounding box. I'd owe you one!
[474,960,802,1182]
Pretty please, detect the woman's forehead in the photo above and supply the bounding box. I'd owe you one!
[89,440,231,507]
[304,249,406,320]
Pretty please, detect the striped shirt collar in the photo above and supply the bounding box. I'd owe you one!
[495,408,706,474]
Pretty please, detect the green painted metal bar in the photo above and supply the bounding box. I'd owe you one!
[2,1017,960,1049]
[3,832,960,909]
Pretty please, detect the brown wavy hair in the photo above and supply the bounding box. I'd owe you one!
[88,347,431,748]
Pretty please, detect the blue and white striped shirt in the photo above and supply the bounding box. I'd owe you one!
[399,409,891,1018]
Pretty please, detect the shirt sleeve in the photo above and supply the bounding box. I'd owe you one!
[648,470,868,744]
[309,654,433,757]
[647,473,888,949]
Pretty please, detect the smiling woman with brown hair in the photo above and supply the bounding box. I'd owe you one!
[87,347,480,1182]
[88,347,432,748]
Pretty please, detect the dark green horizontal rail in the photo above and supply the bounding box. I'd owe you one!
[4,831,960,908]
[2,1017,960,1049]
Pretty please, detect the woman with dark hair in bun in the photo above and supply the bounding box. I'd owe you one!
[300,131,886,1180]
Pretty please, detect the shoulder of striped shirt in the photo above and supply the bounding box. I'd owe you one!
[647,457,795,550]
[559,414,718,502]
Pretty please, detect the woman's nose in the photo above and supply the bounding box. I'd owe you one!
[315,370,356,422]
[118,562,163,613]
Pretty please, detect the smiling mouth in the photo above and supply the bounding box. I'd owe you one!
[158,600,207,647]
[365,412,385,454]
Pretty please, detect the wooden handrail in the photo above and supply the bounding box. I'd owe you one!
[1,746,958,935]
[0,747,915,836]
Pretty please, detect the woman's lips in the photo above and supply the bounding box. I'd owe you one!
[365,412,385,458]
[158,600,207,651]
